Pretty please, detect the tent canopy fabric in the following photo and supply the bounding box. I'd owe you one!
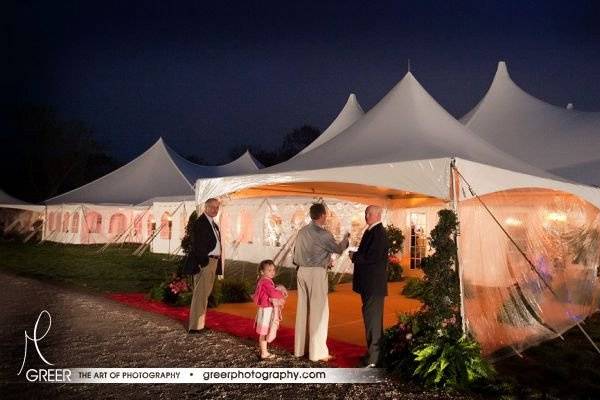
[298,93,364,155]
[0,189,45,212]
[196,72,599,206]
[46,138,262,205]
[261,72,555,178]
[462,61,600,186]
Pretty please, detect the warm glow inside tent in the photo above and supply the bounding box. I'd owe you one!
[194,72,600,357]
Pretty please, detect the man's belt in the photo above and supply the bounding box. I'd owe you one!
[208,255,220,259]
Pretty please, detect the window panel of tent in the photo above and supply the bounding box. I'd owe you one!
[55,212,62,233]
[238,209,254,244]
[86,212,102,234]
[180,210,187,238]
[62,212,70,233]
[109,213,127,235]
[147,215,156,237]
[350,213,365,247]
[48,212,55,231]
[409,212,427,270]
[264,210,283,247]
[324,209,341,240]
[71,213,79,233]
[133,214,142,238]
[160,212,171,240]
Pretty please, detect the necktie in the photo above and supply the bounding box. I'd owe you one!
[212,221,220,241]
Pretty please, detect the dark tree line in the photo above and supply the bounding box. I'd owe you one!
[0,104,118,202]
[228,125,321,167]
[0,104,321,203]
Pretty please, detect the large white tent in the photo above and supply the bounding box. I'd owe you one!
[46,137,262,205]
[197,72,599,208]
[194,72,600,358]
[43,138,263,247]
[462,61,600,187]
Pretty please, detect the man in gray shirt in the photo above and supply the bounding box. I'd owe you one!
[293,203,349,361]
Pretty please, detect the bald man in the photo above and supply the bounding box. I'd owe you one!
[351,205,389,367]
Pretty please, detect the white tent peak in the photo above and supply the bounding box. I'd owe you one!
[267,70,551,179]
[461,61,600,185]
[46,137,262,205]
[298,93,365,155]
[496,61,509,78]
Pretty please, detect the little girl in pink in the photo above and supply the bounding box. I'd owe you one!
[253,259,287,359]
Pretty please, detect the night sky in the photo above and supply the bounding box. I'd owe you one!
[4,1,600,164]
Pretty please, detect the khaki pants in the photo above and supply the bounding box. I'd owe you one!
[294,267,329,361]
[188,258,218,330]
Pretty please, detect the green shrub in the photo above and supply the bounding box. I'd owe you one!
[149,282,167,302]
[221,278,252,303]
[402,277,425,298]
[380,314,419,373]
[175,291,193,306]
[208,278,252,307]
[412,334,495,389]
[385,224,405,255]
[208,279,223,308]
[387,261,403,282]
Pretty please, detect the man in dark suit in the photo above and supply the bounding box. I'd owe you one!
[351,205,389,367]
[183,198,223,333]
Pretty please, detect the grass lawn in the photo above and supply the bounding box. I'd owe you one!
[0,241,352,293]
[0,240,177,293]
[2,240,599,398]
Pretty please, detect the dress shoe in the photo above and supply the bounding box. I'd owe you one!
[187,329,204,334]
[313,355,335,362]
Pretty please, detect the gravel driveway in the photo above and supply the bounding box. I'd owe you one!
[0,272,468,399]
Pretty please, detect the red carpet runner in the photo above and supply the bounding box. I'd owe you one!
[108,293,366,367]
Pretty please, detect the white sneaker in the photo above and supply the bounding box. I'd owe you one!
[365,363,376,368]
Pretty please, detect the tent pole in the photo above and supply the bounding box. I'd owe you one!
[450,158,468,335]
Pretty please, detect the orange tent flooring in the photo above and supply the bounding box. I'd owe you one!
[216,281,422,346]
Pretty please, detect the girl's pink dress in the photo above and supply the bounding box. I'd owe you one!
[253,277,286,342]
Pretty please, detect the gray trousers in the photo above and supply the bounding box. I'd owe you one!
[361,293,385,365]
[188,258,218,330]
[294,267,330,361]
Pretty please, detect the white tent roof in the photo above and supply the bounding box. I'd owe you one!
[264,72,552,176]
[462,61,600,186]
[0,189,45,211]
[298,93,364,155]
[46,138,262,205]
[196,72,600,209]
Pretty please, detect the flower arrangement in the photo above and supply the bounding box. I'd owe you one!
[386,225,405,282]
[167,274,190,296]
[149,273,192,306]
[387,255,403,282]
